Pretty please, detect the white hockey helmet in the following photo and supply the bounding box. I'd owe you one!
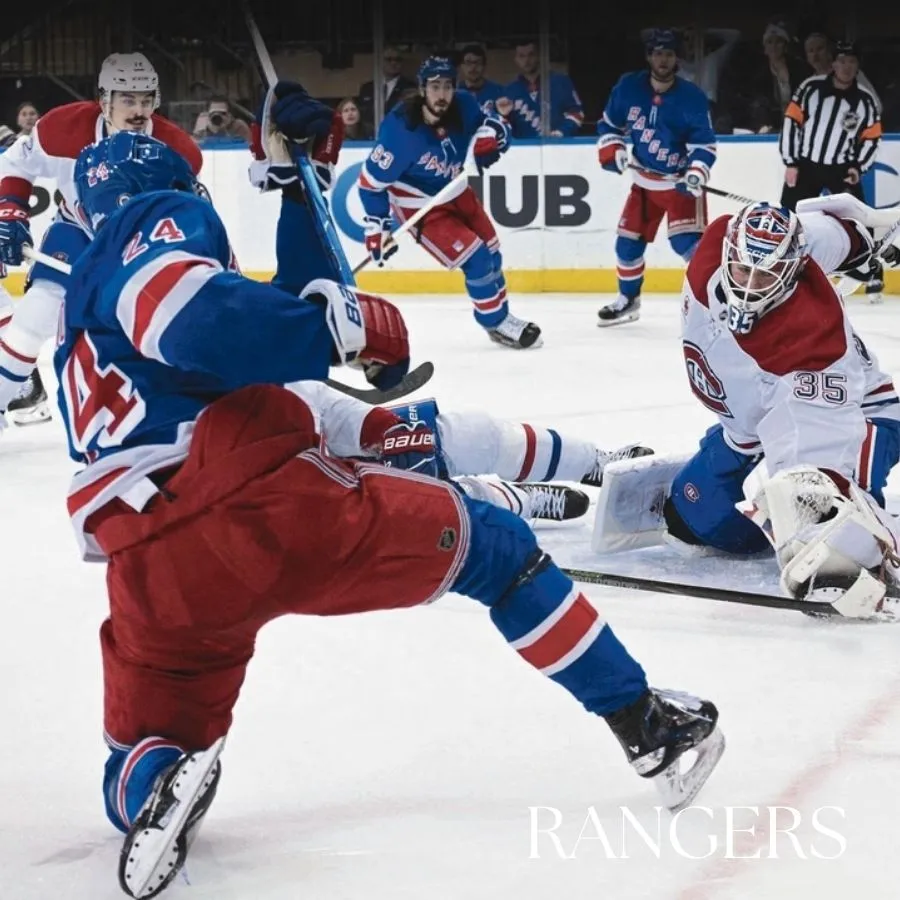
[98,52,160,116]
[721,202,808,333]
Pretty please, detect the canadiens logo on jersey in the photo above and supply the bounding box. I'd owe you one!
[683,341,732,417]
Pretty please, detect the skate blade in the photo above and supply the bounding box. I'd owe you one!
[120,736,225,900]
[596,312,640,328]
[10,404,51,426]
[653,727,725,813]
[487,333,544,350]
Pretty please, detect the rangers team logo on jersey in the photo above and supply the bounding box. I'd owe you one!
[683,341,732,417]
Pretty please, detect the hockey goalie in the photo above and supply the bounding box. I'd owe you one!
[592,194,900,619]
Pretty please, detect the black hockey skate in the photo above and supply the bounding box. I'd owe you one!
[865,259,884,304]
[515,482,590,521]
[581,444,654,488]
[487,312,543,349]
[119,738,225,899]
[597,295,641,327]
[7,368,51,426]
[605,688,724,812]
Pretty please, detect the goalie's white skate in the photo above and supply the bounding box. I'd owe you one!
[119,736,225,899]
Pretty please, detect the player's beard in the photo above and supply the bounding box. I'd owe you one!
[424,99,450,121]
[650,63,675,84]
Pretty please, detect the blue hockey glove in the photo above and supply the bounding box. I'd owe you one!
[268,81,333,145]
[379,420,439,478]
[0,200,31,266]
[473,117,510,174]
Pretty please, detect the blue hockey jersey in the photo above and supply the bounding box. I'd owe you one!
[357,90,490,217]
[56,190,336,559]
[503,72,584,137]
[457,79,504,116]
[597,71,716,189]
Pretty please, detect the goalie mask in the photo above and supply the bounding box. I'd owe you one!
[721,203,808,333]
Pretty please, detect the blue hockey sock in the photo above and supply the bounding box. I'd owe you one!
[452,495,647,715]
[462,244,508,328]
[103,736,185,833]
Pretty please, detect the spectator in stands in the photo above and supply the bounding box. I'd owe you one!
[497,38,584,138]
[804,31,882,111]
[192,95,252,145]
[718,20,810,133]
[16,102,39,135]
[337,97,372,140]
[357,46,416,133]
[672,25,741,126]
[456,43,504,115]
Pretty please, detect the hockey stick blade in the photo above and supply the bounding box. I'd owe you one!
[325,361,434,403]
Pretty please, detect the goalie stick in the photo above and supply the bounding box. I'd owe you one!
[561,567,900,621]
[21,246,434,404]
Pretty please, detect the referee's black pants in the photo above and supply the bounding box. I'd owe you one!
[780,160,883,290]
[780,160,864,211]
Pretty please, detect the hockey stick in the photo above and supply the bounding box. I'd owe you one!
[626,163,755,205]
[562,566,900,621]
[21,246,434,404]
[562,567,839,615]
[350,170,470,275]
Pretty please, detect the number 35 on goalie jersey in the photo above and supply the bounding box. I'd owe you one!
[54,190,336,466]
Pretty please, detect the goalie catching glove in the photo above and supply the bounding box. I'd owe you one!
[301,278,410,390]
[745,465,900,618]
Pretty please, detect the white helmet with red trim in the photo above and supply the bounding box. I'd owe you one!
[98,52,160,120]
[721,202,809,333]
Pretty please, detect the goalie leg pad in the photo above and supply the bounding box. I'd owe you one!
[668,426,770,555]
[591,452,690,554]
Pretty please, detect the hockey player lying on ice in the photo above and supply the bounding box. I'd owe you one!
[55,98,724,899]
[593,195,900,620]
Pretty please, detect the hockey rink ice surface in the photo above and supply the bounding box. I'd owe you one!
[4,292,900,900]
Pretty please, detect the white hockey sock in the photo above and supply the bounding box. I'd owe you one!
[454,475,527,517]
[437,411,597,482]
[0,281,64,408]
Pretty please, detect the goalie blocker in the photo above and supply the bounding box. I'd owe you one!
[591,424,900,618]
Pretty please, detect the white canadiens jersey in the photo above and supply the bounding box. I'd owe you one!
[681,212,897,483]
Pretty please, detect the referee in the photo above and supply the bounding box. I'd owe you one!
[779,41,881,208]
[780,41,883,296]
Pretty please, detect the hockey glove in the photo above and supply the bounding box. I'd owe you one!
[363,215,398,267]
[249,81,343,192]
[473,117,511,174]
[676,166,707,198]
[301,278,410,390]
[597,139,627,174]
[378,420,439,478]
[0,200,31,266]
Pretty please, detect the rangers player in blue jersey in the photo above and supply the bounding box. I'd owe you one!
[56,122,723,897]
[596,28,717,326]
[358,55,542,349]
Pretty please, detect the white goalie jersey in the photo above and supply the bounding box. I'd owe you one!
[681,211,896,483]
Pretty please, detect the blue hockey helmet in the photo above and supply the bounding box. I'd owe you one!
[417,55,457,88]
[74,131,203,234]
[645,28,679,54]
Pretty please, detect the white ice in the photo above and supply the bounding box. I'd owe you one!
[3,293,900,900]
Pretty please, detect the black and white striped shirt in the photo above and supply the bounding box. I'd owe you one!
[780,74,882,170]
